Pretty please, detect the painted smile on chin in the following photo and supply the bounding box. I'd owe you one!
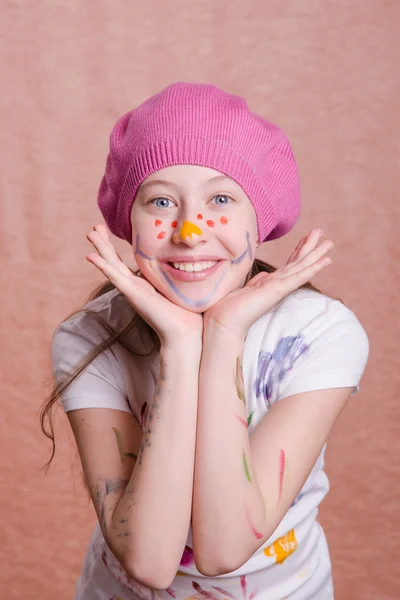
[159,267,228,309]
[133,231,254,309]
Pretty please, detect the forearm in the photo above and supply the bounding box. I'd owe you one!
[192,329,267,575]
[112,337,202,586]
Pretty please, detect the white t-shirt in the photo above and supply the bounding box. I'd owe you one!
[52,286,369,600]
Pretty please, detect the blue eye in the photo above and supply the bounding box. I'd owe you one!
[150,197,172,208]
[212,195,232,205]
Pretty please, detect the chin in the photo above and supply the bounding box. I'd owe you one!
[161,287,221,313]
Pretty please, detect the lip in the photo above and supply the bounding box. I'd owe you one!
[159,255,224,263]
[159,259,225,281]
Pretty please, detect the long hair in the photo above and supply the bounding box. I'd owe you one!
[39,256,342,470]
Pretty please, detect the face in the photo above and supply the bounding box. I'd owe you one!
[130,165,259,313]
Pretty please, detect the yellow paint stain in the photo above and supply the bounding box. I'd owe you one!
[264,528,298,564]
[297,566,311,579]
[179,220,202,240]
[176,570,187,576]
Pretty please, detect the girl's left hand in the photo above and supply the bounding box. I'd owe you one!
[203,228,334,340]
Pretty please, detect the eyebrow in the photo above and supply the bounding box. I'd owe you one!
[139,174,232,191]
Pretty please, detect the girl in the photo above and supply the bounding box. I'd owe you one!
[41,82,369,600]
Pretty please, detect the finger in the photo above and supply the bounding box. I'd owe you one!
[87,230,133,279]
[285,235,308,264]
[295,229,323,259]
[86,253,150,301]
[285,229,322,266]
[273,256,332,298]
[247,256,331,319]
[93,223,112,240]
[283,239,334,276]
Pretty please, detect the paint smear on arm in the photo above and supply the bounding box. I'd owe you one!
[278,448,286,505]
[235,356,246,403]
[242,449,252,483]
[245,505,264,540]
[235,414,249,429]
[112,427,137,463]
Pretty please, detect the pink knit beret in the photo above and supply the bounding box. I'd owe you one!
[98,82,301,244]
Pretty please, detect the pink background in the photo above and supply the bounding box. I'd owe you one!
[1,2,398,598]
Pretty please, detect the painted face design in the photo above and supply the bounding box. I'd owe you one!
[130,165,259,313]
[153,216,229,243]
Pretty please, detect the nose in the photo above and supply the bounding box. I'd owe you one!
[172,219,207,247]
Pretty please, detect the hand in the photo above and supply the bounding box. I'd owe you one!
[86,224,203,345]
[203,228,334,341]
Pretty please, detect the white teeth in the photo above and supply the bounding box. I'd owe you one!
[171,261,217,272]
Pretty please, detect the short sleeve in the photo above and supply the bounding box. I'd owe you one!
[278,300,370,400]
[51,315,133,414]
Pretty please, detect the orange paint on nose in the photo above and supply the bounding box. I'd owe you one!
[220,216,228,224]
[179,220,202,240]
[197,214,203,220]
[157,231,166,240]
[206,220,215,227]
[171,221,178,228]
[155,219,162,226]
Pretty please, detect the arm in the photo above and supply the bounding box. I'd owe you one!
[69,336,202,590]
[192,327,353,576]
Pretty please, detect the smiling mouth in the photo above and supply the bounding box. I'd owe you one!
[168,260,219,273]
[160,260,224,281]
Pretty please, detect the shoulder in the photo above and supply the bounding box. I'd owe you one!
[53,288,126,336]
[245,288,369,403]
[250,287,368,348]
[52,287,144,351]
[51,288,141,376]
[51,289,121,375]
[50,289,137,413]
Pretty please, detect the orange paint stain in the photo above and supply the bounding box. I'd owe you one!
[206,220,215,227]
[180,220,202,239]
[155,219,162,226]
[171,220,178,228]
[197,213,203,220]
[264,529,298,564]
[220,216,228,224]
[157,231,166,240]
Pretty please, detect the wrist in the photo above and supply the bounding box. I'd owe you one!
[203,322,246,348]
[202,325,246,355]
[160,334,202,361]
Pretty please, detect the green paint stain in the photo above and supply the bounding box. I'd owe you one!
[247,410,255,427]
[112,427,137,463]
[235,357,246,403]
[242,449,252,483]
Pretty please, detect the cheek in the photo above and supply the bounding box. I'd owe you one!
[132,218,170,247]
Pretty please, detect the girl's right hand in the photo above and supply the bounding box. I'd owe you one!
[85,224,203,346]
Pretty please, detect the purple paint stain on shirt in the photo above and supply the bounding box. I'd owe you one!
[253,335,309,407]
[179,545,194,566]
[290,491,304,507]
